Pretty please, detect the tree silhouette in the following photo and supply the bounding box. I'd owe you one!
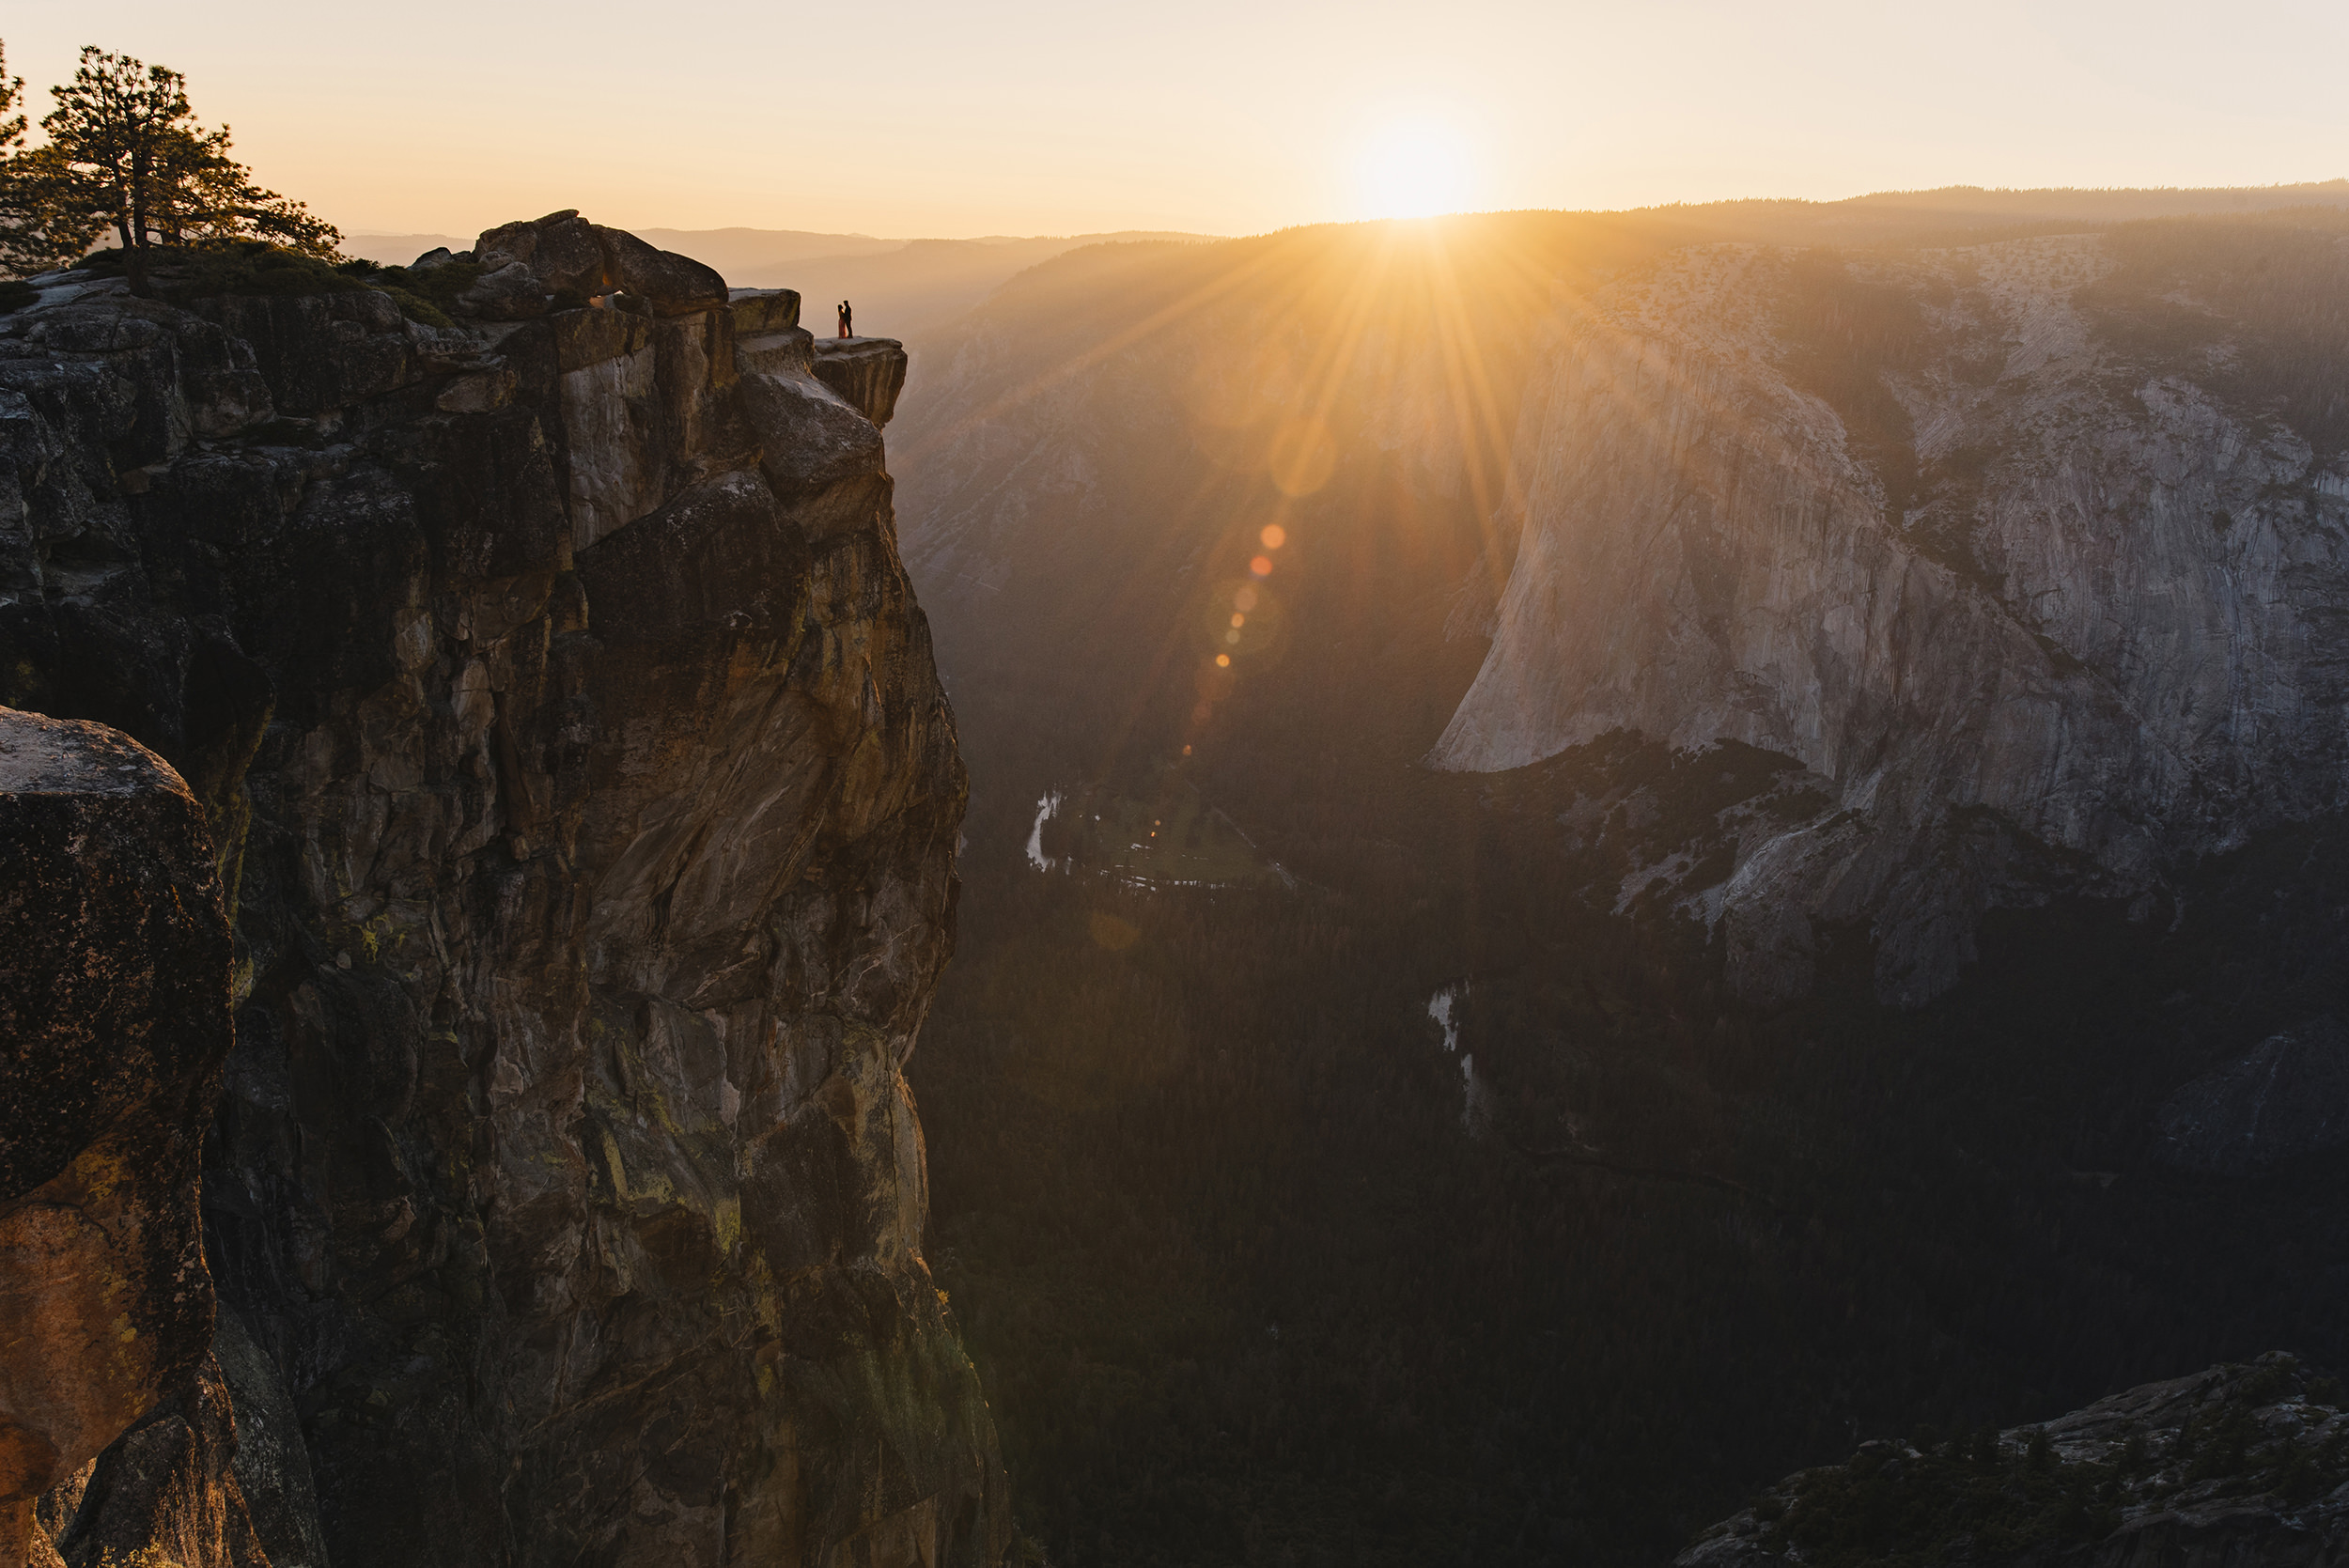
[0,44,338,287]
[0,41,98,276]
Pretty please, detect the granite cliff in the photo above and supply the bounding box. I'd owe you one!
[0,212,1005,1568]
[1433,232,2349,1003]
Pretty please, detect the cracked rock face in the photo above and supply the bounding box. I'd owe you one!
[0,214,1003,1568]
[0,711,234,1568]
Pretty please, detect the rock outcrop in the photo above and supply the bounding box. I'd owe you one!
[0,213,1001,1568]
[0,712,236,1568]
[1680,1354,2349,1568]
[810,340,910,430]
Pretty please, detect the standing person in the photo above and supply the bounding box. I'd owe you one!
[843,300,854,338]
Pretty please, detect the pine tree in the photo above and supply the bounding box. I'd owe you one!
[0,44,339,287]
[0,41,99,277]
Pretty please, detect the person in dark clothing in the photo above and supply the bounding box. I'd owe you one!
[843,300,853,337]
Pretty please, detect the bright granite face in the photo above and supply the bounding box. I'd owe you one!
[1430,237,2349,1001]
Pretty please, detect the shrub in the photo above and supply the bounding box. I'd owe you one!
[368,258,482,321]
[68,240,459,327]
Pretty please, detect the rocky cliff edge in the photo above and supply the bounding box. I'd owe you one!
[0,213,1005,1568]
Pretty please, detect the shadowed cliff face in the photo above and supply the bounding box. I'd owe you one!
[0,214,1004,1568]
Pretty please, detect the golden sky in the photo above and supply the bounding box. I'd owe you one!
[13,0,2345,240]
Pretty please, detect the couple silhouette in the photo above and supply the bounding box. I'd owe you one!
[835,300,854,338]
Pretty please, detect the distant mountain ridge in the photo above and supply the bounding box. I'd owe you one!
[344,181,2349,342]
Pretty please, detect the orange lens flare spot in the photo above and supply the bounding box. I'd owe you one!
[1250,556,1273,576]
[1260,525,1286,550]
[1234,586,1260,612]
[1088,911,1140,951]
[1230,613,1245,628]
[1215,654,1231,667]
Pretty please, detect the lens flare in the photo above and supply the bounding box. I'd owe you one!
[1260,525,1286,550]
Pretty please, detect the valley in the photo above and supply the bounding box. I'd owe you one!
[890,190,2349,1564]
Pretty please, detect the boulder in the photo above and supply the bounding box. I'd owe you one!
[470,214,727,318]
[599,226,726,316]
[455,261,550,321]
[729,287,801,334]
[0,709,230,1568]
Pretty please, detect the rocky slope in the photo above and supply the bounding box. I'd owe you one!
[0,213,1005,1568]
[1679,1354,2349,1568]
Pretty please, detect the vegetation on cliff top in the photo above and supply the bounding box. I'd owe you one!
[62,241,459,327]
[0,41,338,287]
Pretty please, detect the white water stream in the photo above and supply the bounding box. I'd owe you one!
[1024,790,1064,871]
[1426,984,1496,1134]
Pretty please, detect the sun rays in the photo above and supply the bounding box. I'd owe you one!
[891,210,1664,785]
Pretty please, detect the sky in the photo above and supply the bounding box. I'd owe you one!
[12,1,2348,241]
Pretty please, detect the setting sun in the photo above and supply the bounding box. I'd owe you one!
[1354,119,1474,219]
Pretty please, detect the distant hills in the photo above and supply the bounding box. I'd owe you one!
[1655,177,2349,242]
[344,184,2348,344]
[340,225,1219,342]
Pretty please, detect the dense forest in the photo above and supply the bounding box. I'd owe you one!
[919,768,2349,1566]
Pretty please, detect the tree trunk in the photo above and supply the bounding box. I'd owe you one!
[123,159,149,298]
